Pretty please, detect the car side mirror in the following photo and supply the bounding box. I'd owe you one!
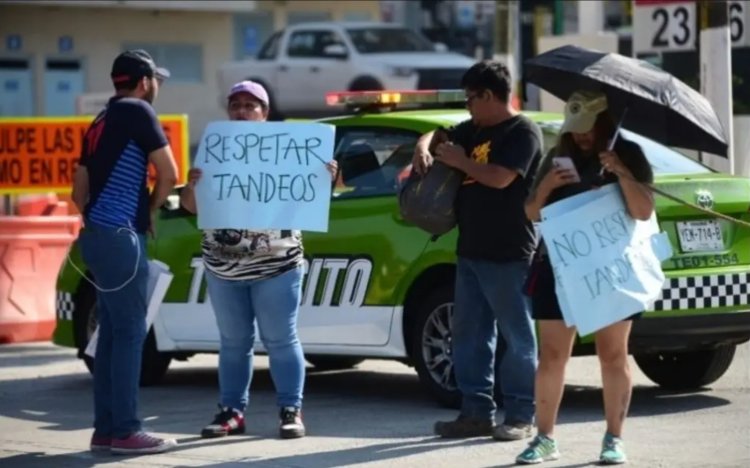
[323,44,348,59]
[434,42,448,52]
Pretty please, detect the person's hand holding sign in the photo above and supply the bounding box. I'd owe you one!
[179,168,203,214]
[325,161,338,181]
[188,168,203,187]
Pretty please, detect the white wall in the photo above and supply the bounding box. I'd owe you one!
[0,6,234,145]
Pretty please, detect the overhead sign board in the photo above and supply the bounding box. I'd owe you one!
[633,0,748,54]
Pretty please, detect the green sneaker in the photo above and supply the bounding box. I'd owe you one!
[516,434,560,465]
[600,432,627,465]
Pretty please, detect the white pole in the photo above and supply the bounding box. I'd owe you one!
[577,0,604,34]
[699,0,735,174]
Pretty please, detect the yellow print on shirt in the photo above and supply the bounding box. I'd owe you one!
[472,141,491,164]
[464,140,491,185]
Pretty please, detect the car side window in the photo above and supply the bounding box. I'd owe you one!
[333,128,419,199]
[258,31,282,60]
[287,30,347,58]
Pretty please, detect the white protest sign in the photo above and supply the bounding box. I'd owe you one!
[539,184,673,335]
[193,121,335,232]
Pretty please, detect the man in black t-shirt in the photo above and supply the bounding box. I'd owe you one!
[412,60,541,441]
[71,49,178,455]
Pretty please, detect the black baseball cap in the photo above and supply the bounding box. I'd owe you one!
[111,49,170,85]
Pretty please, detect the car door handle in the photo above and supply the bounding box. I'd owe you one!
[310,66,320,73]
[278,65,288,72]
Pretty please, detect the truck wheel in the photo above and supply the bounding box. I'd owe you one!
[349,76,384,91]
[306,355,364,370]
[72,282,172,386]
[634,345,736,390]
[410,286,461,408]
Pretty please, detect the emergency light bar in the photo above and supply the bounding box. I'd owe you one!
[325,89,465,108]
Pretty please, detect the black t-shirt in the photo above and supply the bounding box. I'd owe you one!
[532,138,654,257]
[446,115,543,263]
[535,138,654,207]
[79,96,168,233]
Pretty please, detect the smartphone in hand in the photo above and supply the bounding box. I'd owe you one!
[552,156,581,183]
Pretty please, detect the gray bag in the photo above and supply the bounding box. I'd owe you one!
[398,161,464,236]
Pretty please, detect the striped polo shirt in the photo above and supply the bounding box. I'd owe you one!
[79,96,168,233]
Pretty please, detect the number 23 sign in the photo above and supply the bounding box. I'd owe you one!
[633,0,748,54]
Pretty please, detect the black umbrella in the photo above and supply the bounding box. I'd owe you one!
[524,45,728,156]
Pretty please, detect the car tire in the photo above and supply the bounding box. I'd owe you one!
[634,345,736,390]
[410,286,461,408]
[349,76,384,92]
[305,355,365,370]
[72,281,172,386]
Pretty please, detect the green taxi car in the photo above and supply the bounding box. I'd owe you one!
[54,90,750,407]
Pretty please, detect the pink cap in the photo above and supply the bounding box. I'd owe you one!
[227,80,269,107]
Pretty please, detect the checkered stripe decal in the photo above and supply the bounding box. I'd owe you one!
[56,291,75,320]
[653,273,750,311]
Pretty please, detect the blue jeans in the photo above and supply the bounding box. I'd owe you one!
[452,256,538,423]
[78,223,149,439]
[205,266,305,411]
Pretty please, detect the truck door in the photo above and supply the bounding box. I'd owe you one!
[276,29,354,113]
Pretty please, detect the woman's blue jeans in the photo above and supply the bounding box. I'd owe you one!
[205,266,305,411]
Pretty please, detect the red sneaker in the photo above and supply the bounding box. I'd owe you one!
[111,431,177,455]
[201,406,245,438]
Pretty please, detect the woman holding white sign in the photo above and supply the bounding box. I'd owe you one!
[179,81,337,440]
[517,91,654,465]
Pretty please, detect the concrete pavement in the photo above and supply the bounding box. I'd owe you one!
[0,342,748,467]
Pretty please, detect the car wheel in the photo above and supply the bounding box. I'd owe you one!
[349,76,384,92]
[72,282,172,386]
[305,355,365,370]
[634,345,736,390]
[410,286,461,408]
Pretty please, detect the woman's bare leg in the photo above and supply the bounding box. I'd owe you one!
[595,321,633,437]
[535,320,577,437]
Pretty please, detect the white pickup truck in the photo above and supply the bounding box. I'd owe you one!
[218,21,475,118]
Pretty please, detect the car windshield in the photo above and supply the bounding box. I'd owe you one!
[346,28,435,53]
[540,121,711,175]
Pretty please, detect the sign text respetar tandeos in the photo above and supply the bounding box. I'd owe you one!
[0,115,189,194]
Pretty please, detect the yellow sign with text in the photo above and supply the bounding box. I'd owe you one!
[0,115,189,194]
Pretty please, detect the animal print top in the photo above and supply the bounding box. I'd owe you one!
[201,229,304,281]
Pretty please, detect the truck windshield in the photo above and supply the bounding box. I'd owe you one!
[346,28,435,53]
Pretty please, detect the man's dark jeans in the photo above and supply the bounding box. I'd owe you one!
[79,223,149,439]
[452,256,538,424]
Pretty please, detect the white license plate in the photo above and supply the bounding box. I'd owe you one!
[676,220,725,252]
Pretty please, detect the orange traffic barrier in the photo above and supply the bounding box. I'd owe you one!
[16,193,68,216]
[0,213,81,344]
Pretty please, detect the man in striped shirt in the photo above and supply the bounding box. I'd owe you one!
[72,49,178,455]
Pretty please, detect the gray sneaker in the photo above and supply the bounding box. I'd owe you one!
[493,421,534,441]
[434,415,495,438]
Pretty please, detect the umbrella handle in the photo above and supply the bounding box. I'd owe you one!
[600,107,629,175]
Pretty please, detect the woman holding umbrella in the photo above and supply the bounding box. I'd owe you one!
[518,90,654,465]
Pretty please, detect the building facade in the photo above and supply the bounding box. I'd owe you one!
[0,0,380,144]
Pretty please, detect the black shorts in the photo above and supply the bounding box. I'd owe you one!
[527,256,641,322]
